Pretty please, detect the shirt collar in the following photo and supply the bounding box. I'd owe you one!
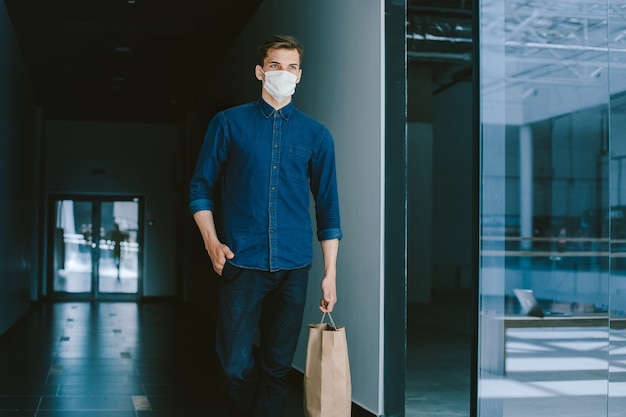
[257,97,293,120]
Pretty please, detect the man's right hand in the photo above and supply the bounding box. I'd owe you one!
[193,210,235,276]
[207,241,235,276]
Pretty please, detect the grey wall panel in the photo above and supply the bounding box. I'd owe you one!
[432,81,474,292]
[408,122,433,303]
[383,1,407,415]
[198,0,388,414]
[0,1,37,335]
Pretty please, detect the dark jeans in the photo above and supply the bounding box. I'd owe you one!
[216,263,310,417]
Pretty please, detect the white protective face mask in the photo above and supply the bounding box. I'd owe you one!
[262,70,298,102]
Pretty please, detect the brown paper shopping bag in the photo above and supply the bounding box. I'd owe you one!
[303,312,351,417]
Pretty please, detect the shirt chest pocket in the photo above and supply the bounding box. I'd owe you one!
[288,144,313,160]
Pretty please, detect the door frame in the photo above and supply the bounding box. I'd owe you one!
[46,193,144,302]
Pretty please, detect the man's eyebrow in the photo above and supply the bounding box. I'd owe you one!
[268,60,300,67]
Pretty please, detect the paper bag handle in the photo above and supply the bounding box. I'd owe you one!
[320,312,338,330]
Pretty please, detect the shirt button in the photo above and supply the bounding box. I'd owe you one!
[273,166,277,169]
[271,187,276,191]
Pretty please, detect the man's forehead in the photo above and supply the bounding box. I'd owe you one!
[265,48,300,64]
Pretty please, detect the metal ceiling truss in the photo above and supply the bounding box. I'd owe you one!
[408,0,626,92]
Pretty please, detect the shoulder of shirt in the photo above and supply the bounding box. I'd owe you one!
[208,102,257,126]
[219,101,256,116]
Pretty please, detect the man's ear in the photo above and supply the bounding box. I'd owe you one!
[255,65,264,81]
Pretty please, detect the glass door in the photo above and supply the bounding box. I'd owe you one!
[52,199,94,294]
[49,195,142,301]
[98,200,140,294]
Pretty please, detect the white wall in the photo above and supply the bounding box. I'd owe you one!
[201,1,386,413]
[0,1,37,335]
[44,121,180,296]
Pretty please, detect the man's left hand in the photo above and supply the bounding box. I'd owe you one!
[320,275,337,313]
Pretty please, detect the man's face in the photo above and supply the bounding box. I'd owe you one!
[255,48,302,83]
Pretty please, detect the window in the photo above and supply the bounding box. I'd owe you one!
[478,1,626,415]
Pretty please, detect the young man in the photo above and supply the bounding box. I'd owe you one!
[189,35,342,417]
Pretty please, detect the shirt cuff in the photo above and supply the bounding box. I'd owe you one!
[189,199,214,215]
[317,228,343,241]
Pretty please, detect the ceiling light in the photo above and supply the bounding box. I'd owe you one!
[113,46,133,53]
[589,67,602,78]
[522,88,537,99]
[110,76,127,90]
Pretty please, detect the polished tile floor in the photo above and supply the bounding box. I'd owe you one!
[0,299,472,417]
[0,301,229,416]
[407,294,473,417]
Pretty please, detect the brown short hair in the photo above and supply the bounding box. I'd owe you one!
[258,35,304,67]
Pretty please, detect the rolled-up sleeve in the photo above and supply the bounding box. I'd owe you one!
[189,113,229,215]
[310,129,342,242]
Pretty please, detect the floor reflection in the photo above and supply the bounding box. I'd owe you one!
[478,328,626,416]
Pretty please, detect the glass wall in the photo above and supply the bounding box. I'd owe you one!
[478,1,626,416]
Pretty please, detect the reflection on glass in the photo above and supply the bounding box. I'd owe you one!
[53,200,93,293]
[609,1,626,414]
[477,0,626,415]
[98,201,139,294]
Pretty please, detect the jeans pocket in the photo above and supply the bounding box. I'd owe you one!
[220,261,239,282]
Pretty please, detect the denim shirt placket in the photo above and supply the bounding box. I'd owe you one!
[268,111,282,271]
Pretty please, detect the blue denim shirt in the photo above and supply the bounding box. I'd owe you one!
[189,98,342,272]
